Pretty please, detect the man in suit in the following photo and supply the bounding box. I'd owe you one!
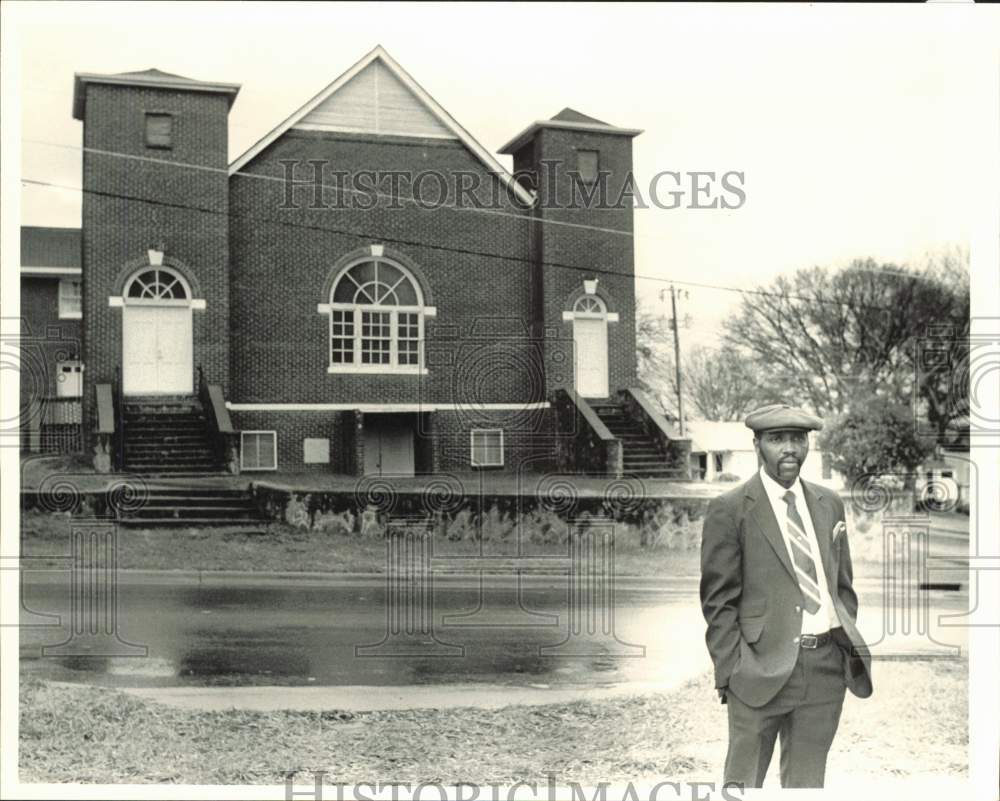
[699,403,873,788]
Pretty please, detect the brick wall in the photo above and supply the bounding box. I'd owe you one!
[19,278,82,405]
[229,407,557,476]
[228,131,540,406]
[80,84,231,445]
[230,410,354,473]
[513,127,639,397]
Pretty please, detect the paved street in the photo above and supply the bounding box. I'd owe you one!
[20,559,967,710]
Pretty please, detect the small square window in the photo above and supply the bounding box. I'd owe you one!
[58,279,81,319]
[471,429,504,468]
[241,431,277,471]
[577,149,599,184]
[145,113,173,148]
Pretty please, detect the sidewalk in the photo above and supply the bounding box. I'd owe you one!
[18,565,891,591]
[117,680,684,712]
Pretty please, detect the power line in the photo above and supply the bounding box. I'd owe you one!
[22,137,633,237]
[20,175,899,312]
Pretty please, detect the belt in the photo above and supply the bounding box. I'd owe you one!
[798,629,838,649]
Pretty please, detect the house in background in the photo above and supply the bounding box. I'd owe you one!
[21,45,691,480]
[19,227,84,452]
[685,420,845,490]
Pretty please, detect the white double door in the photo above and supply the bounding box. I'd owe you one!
[573,317,609,398]
[122,305,193,395]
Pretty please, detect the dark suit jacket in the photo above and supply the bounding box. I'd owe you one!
[699,473,873,708]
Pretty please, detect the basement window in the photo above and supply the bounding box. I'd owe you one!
[145,113,173,149]
[471,429,504,468]
[241,431,277,471]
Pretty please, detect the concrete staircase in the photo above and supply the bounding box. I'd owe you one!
[590,400,677,479]
[122,397,222,475]
[117,397,268,527]
[116,487,268,528]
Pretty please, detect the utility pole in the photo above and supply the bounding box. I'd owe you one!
[669,284,685,437]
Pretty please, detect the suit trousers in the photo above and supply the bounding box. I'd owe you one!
[723,638,847,788]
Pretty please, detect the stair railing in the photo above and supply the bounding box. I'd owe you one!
[197,364,238,473]
[552,388,622,478]
[618,387,692,479]
[112,366,125,471]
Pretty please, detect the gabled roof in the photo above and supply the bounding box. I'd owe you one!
[73,68,241,120]
[20,227,81,275]
[498,109,642,155]
[228,45,535,207]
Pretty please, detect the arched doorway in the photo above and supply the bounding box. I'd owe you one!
[121,267,194,395]
[570,295,609,398]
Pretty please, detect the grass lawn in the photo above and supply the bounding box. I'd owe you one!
[18,657,966,785]
[19,511,704,577]
[19,511,898,578]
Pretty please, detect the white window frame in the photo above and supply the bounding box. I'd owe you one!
[470,428,504,468]
[240,430,277,471]
[321,257,433,375]
[58,278,82,319]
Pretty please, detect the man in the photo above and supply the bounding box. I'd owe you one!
[699,403,873,788]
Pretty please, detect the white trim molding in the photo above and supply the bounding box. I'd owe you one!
[227,401,551,412]
[562,310,619,322]
[110,295,205,310]
[327,365,429,376]
[318,302,436,317]
[20,266,82,276]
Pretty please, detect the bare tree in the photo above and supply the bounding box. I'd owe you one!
[722,255,969,432]
[637,306,771,421]
[683,345,774,421]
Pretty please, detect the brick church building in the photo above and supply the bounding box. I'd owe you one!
[22,46,688,480]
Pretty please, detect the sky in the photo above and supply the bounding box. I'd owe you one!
[5,1,1000,348]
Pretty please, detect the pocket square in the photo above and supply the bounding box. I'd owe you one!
[832,521,847,543]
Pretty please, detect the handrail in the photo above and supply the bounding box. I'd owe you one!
[95,385,115,434]
[198,365,236,471]
[553,388,622,477]
[620,386,691,479]
[564,388,617,442]
[623,387,677,441]
[112,366,124,470]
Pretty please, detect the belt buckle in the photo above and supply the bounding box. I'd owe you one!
[800,634,819,649]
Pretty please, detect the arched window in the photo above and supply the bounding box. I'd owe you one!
[326,258,429,373]
[573,295,607,316]
[124,267,191,302]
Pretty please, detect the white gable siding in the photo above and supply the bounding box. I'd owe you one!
[295,60,457,139]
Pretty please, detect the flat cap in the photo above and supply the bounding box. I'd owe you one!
[745,403,823,432]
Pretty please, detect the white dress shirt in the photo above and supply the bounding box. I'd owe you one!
[759,467,841,635]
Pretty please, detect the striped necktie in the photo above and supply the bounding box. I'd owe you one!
[782,490,822,614]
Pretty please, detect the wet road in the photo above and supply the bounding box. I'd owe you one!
[19,571,967,690]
